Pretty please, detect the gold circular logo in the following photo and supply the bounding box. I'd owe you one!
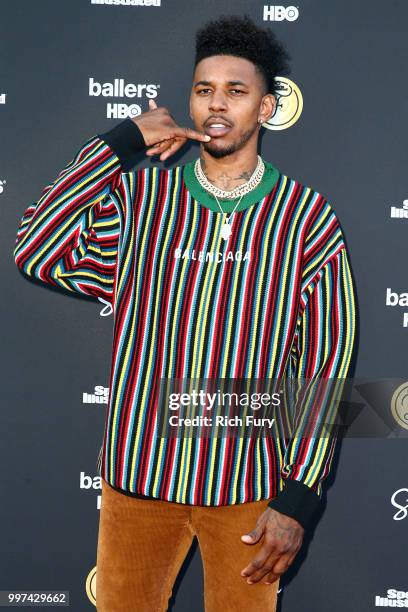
[86,565,97,607]
[263,76,303,131]
[391,382,408,430]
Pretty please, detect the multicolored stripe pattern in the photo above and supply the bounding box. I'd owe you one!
[13,134,357,506]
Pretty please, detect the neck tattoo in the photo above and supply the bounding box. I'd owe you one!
[194,156,265,241]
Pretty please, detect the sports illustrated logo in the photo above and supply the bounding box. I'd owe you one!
[91,0,161,6]
[390,382,408,430]
[385,288,408,328]
[98,296,113,317]
[83,385,110,404]
[375,589,408,607]
[0,179,6,194]
[262,76,303,131]
[0,93,6,104]
[390,199,408,219]
[89,77,159,119]
[263,6,299,21]
[391,488,408,520]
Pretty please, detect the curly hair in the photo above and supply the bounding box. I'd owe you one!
[194,15,291,97]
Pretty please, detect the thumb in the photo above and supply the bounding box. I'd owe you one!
[149,98,158,110]
[241,525,263,544]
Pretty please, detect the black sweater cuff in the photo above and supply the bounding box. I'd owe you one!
[267,479,322,531]
[98,119,146,171]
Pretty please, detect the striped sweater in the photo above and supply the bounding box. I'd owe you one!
[13,118,357,529]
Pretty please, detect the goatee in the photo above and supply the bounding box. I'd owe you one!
[202,125,258,159]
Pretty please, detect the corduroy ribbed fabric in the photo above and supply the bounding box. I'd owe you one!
[96,478,280,611]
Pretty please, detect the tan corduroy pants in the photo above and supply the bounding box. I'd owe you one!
[96,478,280,611]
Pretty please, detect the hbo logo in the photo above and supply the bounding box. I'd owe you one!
[106,103,142,119]
[263,6,299,21]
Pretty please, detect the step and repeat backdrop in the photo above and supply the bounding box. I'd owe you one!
[1,1,407,610]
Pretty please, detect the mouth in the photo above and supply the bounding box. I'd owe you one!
[204,119,232,138]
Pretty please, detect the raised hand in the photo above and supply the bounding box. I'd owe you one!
[133,99,211,161]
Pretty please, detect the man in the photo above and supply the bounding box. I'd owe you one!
[13,15,357,612]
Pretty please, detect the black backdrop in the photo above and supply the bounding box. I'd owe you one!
[1,1,408,610]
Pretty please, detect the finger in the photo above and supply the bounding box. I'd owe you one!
[241,524,263,545]
[146,138,176,153]
[146,139,173,155]
[245,551,281,584]
[243,510,302,584]
[245,557,278,584]
[240,537,278,579]
[263,571,281,585]
[149,99,158,111]
[262,572,280,584]
[160,138,186,160]
[263,553,292,584]
[172,126,211,143]
[280,549,299,570]
[270,556,291,576]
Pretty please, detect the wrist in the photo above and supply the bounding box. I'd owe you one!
[267,479,322,531]
[98,118,146,171]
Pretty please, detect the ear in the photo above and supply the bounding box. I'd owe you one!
[258,94,276,124]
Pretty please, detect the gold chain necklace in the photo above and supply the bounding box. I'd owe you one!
[194,157,265,241]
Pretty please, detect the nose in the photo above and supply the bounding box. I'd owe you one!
[208,90,227,112]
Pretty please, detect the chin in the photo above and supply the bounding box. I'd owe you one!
[202,140,239,159]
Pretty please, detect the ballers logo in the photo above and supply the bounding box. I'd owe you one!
[386,288,408,327]
[89,77,160,119]
[262,76,303,131]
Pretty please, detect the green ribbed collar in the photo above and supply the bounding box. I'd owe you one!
[182,158,280,212]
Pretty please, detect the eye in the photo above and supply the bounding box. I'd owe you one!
[229,89,245,95]
[197,88,211,95]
